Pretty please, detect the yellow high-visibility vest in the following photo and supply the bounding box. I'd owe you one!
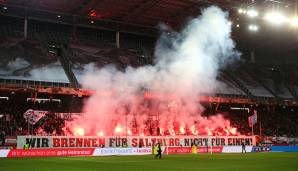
[153,145,158,155]
[192,145,197,154]
[23,143,29,150]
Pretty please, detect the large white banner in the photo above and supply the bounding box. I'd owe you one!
[17,136,256,149]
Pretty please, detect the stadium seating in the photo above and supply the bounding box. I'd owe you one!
[1,16,296,100]
[0,15,297,139]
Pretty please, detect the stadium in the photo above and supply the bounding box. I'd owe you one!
[0,0,297,170]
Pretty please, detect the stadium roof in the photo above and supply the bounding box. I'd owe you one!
[0,0,249,27]
[0,0,297,64]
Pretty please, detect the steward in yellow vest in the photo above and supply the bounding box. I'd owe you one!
[153,144,158,155]
[192,144,197,154]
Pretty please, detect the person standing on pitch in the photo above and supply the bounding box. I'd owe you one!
[155,142,162,159]
[241,142,246,154]
[152,142,157,157]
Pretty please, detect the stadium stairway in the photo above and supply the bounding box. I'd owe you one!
[244,67,278,98]
[279,69,297,99]
[57,45,79,88]
[223,70,253,97]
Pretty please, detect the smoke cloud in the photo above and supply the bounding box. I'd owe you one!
[70,6,240,136]
[0,58,69,83]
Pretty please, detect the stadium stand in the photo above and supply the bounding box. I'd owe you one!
[1,18,296,100]
[0,2,297,145]
[0,88,297,138]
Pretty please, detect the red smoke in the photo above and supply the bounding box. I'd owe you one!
[67,7,240,137]
[68,93,239,136]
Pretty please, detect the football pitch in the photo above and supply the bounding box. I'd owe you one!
[0,153,298,171]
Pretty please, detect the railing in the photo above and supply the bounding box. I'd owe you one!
[0,78,297,106]
[210,93,281,103]
[0,78,71,88]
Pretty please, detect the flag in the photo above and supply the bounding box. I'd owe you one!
[248,110,257,127]
[23,109,48,125]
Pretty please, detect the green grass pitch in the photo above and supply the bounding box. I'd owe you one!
[0,153,298,171]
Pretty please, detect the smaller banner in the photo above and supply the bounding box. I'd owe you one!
[7,148,95,158]
[55,113,83,120]
[5,148,151,158]
[23,109,48,125]
[93,148,152,156]
[222,146,253,153]
[197,146,224,153]
[164,147,192,154]
[271,146,298,152]
[0,150,10,157]
[252,146,271,152]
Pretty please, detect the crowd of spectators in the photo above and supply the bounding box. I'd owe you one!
[0,93,83,136]
[205,103,297,137]
[0,94,297,138]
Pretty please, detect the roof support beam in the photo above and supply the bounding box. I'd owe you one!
[121,0,160,23]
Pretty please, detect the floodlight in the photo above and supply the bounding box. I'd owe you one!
[248,25,259,32]
[290,17,298,27]
[264,11,288,25]
[238,8,247,14]
[247,9,258,18]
